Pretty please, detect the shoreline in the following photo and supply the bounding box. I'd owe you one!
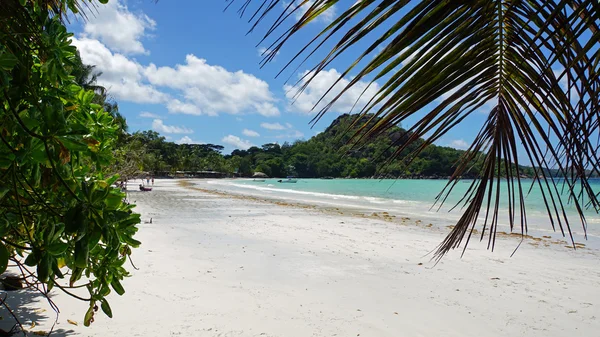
[180,179,599,254]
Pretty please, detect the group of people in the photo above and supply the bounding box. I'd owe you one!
[114,176,155,192]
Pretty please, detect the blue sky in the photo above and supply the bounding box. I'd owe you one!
[68,0,487,154]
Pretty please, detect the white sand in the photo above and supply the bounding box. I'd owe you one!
[2,179,599,336]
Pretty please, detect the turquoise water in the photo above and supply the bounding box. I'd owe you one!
[210,178,600,238]
[235,178,599,212]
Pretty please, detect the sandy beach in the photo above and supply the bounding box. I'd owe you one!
[2,179,599,336]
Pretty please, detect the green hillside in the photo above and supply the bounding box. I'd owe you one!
[227,114,471,178]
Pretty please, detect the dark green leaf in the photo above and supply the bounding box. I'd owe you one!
[87,231,101,251]
[0,52,18,70]
[0,186,10,200]
[0,218,9,237]
[117,214,141,229]
[100,284,111,296]
[57,137,89,152]
[0,153,15,169]
[100,299,113,318]
[110,278,125,296]
[24,251,38,267]
[52,259,64,279]
[74,236,89,268]
[121,235,141,248]
[37,254,50,283]
[20,116,40,130]
[69,267,84,287]
[47,242,69,255]
[65,205,84,234]
[30,148,48,163]
[0,242,9,274]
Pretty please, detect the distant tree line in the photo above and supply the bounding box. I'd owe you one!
[121,114,571,179]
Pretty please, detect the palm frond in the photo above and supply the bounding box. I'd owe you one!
[230,0,600,257]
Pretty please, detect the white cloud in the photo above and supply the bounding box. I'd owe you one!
[152,119,193,134]
[285,68,381,114]
[139,111,162,118]
[275,130,304,139]
[176,136,202,144]
[255,102,280,117]
[261,122,287,130]
[292,0,337,23]
[166,99,211,116]
[73,6,280,119]
[73,38,279,118]
[259,121,302,139]
[82,0,155,55]
[242,129,260,137]
[145,55,280,117]
[222,135,253,150]
[449,139,469,150]
[71,37,168,104]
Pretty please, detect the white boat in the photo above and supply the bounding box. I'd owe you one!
[278,177,297,183]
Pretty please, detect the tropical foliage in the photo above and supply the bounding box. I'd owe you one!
[1,0,140,328]
[231,0,600,257]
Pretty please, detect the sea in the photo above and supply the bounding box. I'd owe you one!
[204,178,600,245]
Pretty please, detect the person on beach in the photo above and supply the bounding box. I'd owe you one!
[146,177,150,185]
[139,184,152,191]
[152,177,154,186]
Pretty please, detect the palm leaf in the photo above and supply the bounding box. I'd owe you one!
[230,0,600,258]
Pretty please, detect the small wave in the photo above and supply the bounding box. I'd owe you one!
[227,182,364,200]
[364,197,387,204]
[392,199,420,205]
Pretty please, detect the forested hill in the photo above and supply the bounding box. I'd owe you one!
[228,113,473,178]
[129,113,542,179]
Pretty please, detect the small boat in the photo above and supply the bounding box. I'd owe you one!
[253,179,266,182]
[277,177,298,183]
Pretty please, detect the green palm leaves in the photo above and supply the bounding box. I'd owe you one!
[233,0,600,256]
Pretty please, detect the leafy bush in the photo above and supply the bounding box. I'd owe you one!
[0,3,140,326]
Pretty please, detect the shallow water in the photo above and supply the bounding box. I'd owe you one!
[204,178,600,244]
